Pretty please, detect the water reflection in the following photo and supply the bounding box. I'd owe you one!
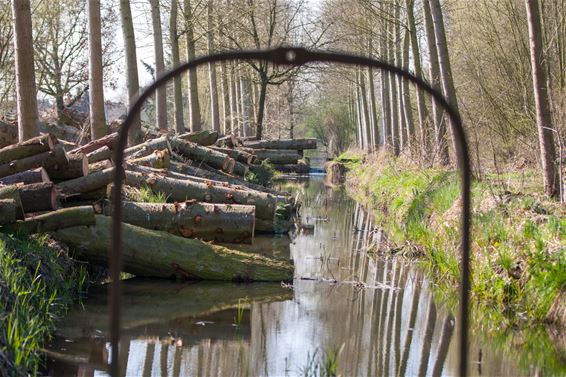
[46,177,531,376]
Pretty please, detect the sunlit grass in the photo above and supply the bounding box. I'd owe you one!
[0,234,87,375]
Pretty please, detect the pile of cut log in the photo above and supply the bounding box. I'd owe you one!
[0,131,316,282]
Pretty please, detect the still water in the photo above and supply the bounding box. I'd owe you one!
[46,176,546,376]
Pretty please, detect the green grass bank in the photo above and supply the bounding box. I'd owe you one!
[338,152,565,328]
[0,234,87,376]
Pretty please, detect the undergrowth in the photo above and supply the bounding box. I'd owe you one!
[344,152,565,326]
[0,234,87,376]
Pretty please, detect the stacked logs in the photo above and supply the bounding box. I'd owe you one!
[0,131,318,282]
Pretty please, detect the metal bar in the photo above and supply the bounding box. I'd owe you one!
[111,47,471,376]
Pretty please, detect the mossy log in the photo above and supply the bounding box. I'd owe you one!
[0,185,24,219]
[171,138,234,174]
[178,130,218,146]
[0,199,17,225]
[57,167,115,196]
[0,133,58,164]
[0,143,68,178]
[17,182,59,213]
[242,148,301,164]
[128,149,170,169]
[124,170,290,221]
[102,200,255,244]
[0,167,50,185]
[86,146,112,163]
[244,138,317,150]
[211,146,256,164]
[2,206,95,234]
[46,152,89,181]
[55,215,294,281]
[69,132,117,155]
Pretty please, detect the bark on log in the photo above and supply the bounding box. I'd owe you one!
[38,122,81,142]
[70,132,117,155]
[242,148,300,164]
[124,170,289,221]
[89,159,113,174]
[55,215,293,281]
[2,206,95,234]
[46,152,89,181]
[171,138,234,173]
[0,133,58,165]
[244,138,317,150]
[0,167,50,185]
[18,182,59,213]
[86,146,112,163]
[123,136,170,160]
[102,200,255,244]
[211,146,255,164]
[128,149,170,169]
[272,160,310,174]
[215,134,240,148]
[0,185,25,219]
[0,199,17,225]
[57,167,115,196]
[0,143,68,178]
[178,130,218,145]
[169,161,280,194]
[0,121,18,148]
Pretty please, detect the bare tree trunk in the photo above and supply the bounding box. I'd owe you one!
[406,0,429,152]
[88,0,106,140]
[368,67,380,148]
[149,0,167,132]
[220,62,231,134]
[401,26,415,146]
[387,12,400,155]
[230,62,239,135]
[360,69,372,152]
[255,73,268,139]
[525,0,559,198]
[119,0,142,145]
[423,0,448,164]
[184,0,202,132]
[11,0,39,142]
[429,0,460,160]
[170,0,185,133]
[380,12,392,148]
[355,75,364,149]
[207,0,220,133]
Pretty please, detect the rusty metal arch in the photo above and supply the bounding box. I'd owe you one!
[110,47,471,376]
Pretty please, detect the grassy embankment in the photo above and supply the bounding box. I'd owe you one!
[0,233,87,376]
[337,151,565,328]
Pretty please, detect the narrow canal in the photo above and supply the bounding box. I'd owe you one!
[46,176,545,376]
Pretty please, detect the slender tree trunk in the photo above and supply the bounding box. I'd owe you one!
[360,69,372,152]
[423,0,448,164]
[525,0,559,198]
[239,74,250,137]
[184,0,202,132]
[170,0,185,133]
[355,80,364,149]
[401,26,415,146]
[207,0,220,132]
[380,13,392,148]
[149,0,167,132]
[394,3,407,151]
[229,62,239,135]
[368,67,380,148]
[387,14,400,155]
[406,0,429,152]
[88,0,106,140]
[119,0,142,145]
[220,62,231,134]
[255,75,268,139]
[11,0,39,142]
[429,0,460,160]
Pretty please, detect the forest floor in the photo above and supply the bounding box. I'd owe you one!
[337,151,565,356]
[0,234,87,376]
